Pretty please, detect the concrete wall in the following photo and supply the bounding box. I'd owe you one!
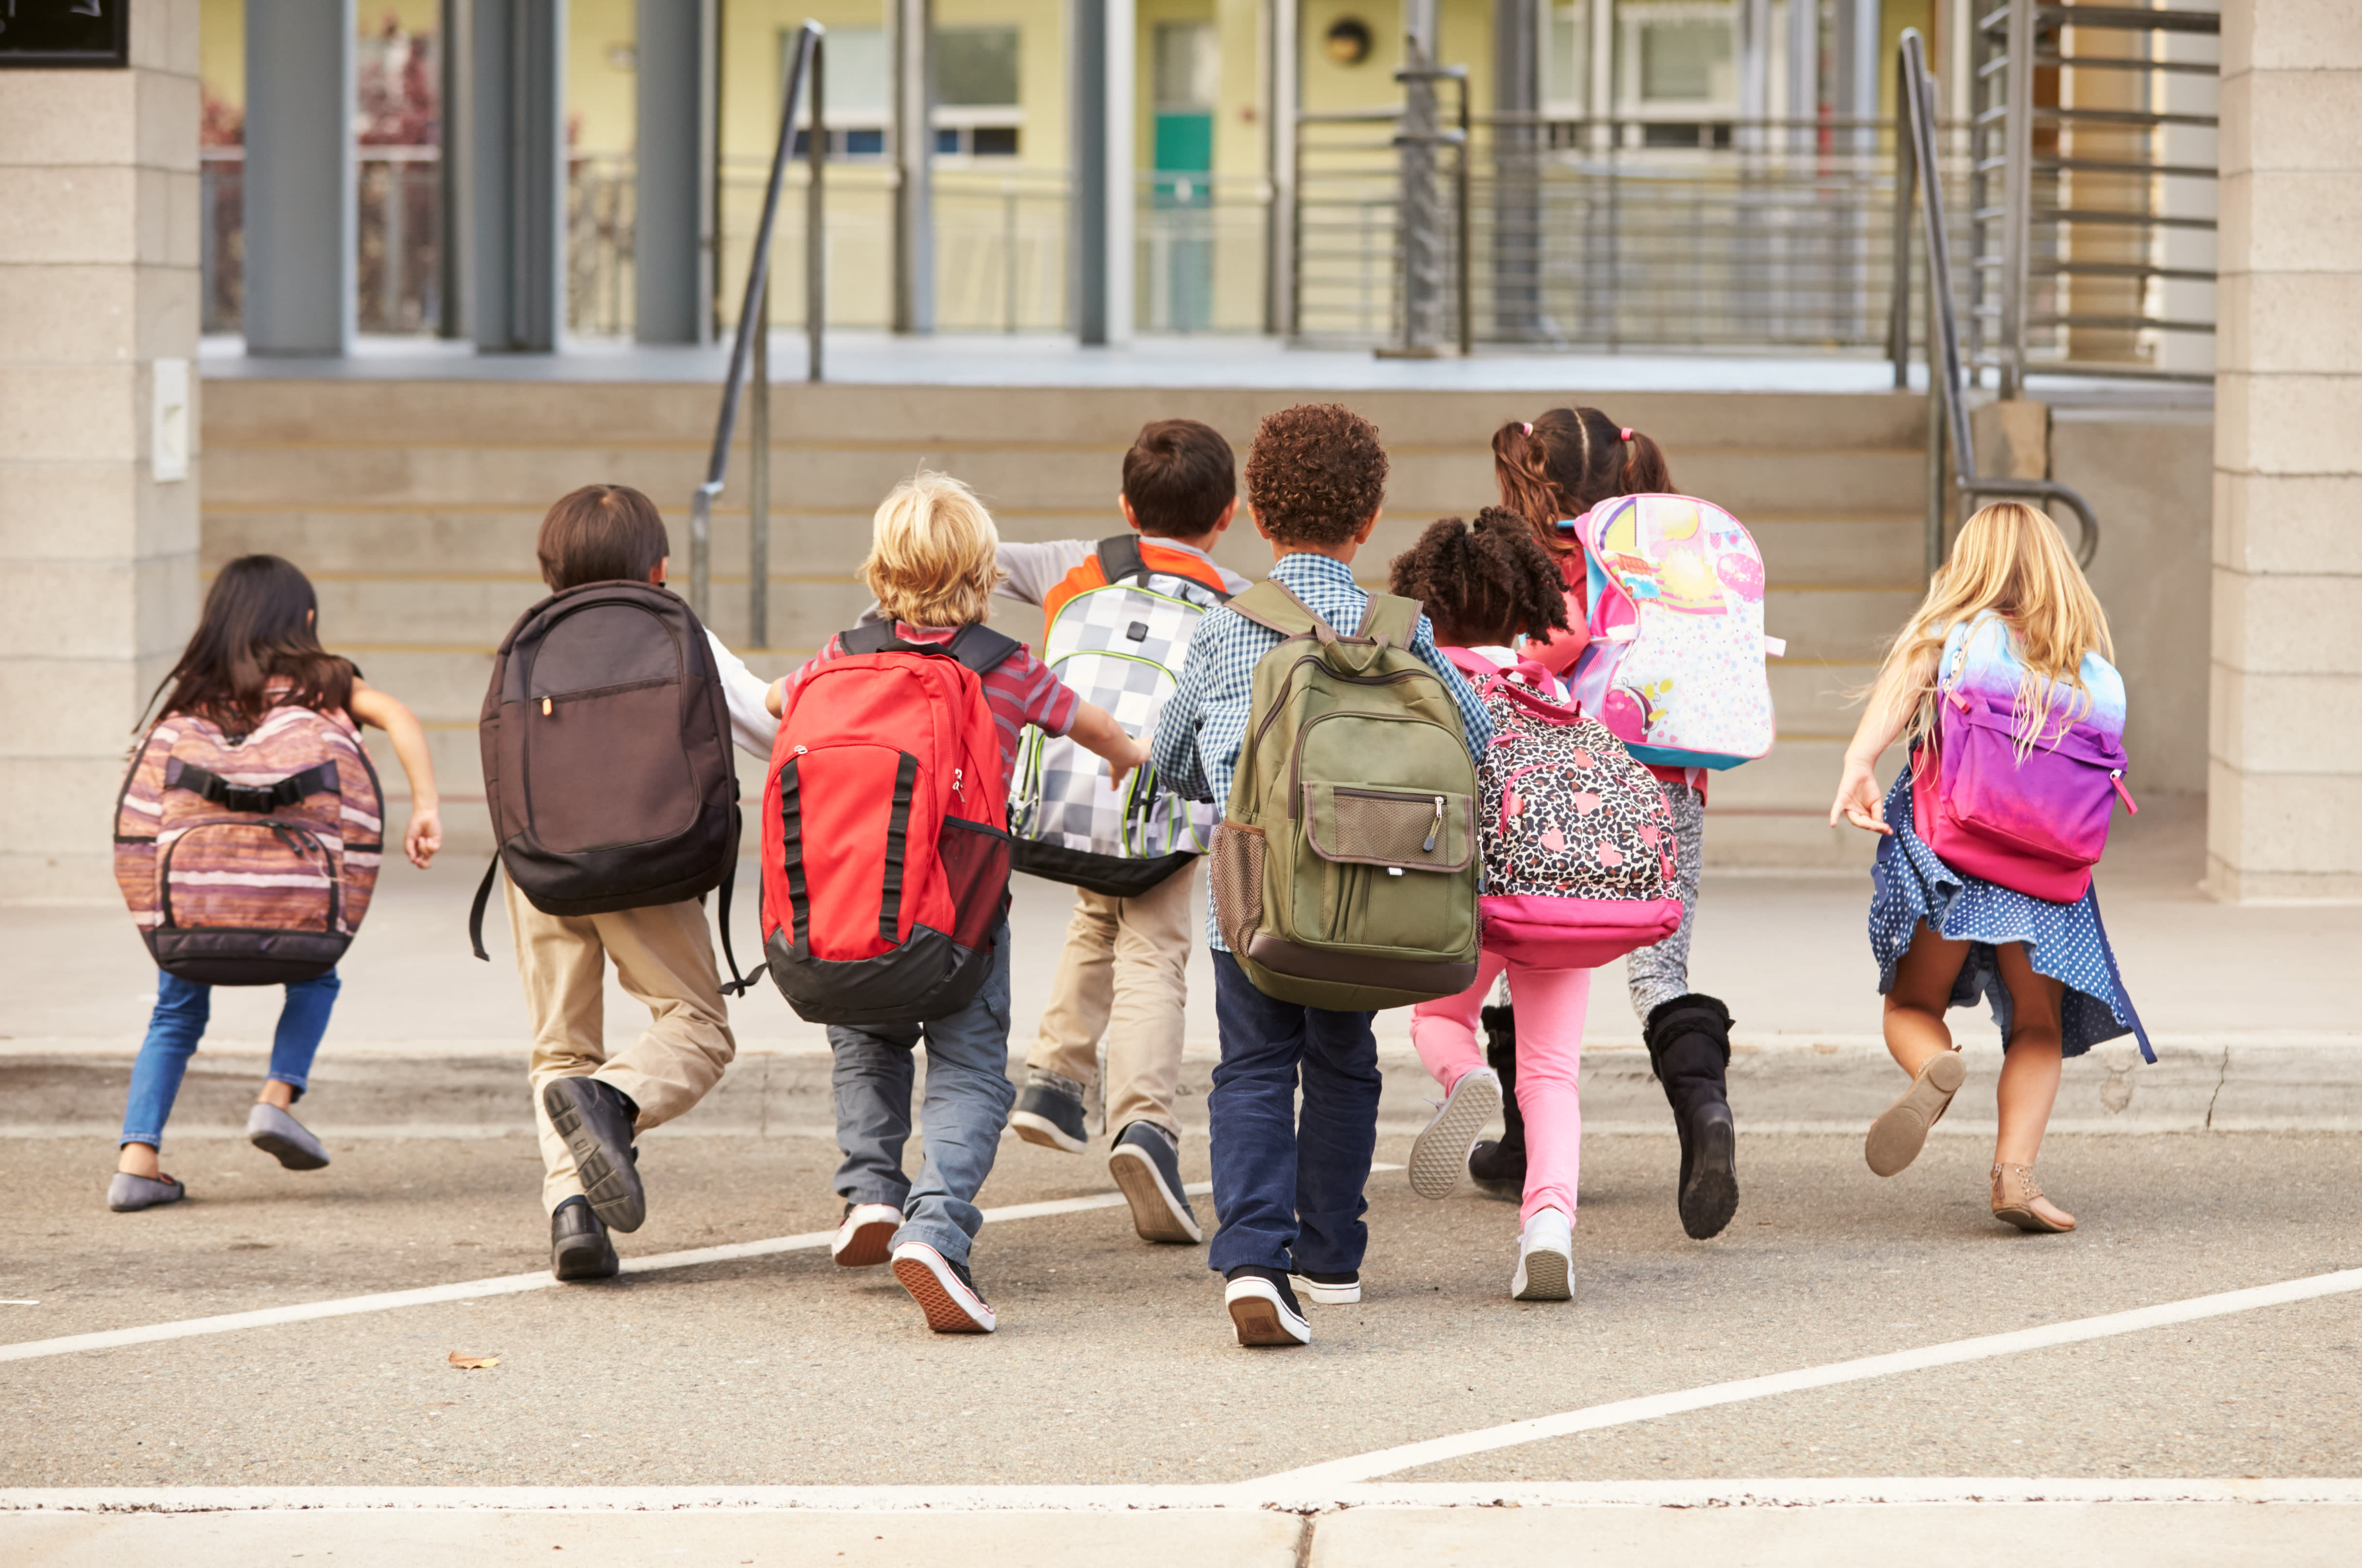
[0,2,204,901]
[2207,0,2362,901]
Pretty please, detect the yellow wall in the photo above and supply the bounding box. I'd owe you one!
[570,0,639,154]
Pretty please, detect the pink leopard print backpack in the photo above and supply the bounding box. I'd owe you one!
[1448,651,1685,967]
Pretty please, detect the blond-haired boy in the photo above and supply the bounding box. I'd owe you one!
[768,473,1145,1334]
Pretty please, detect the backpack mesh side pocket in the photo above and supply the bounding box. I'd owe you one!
[1210,821,1265,952]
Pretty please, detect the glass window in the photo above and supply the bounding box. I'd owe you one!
[935,27,1020,107]
[1638,16,1731,102]
[1546,3,1586,110]
[1153,22,1219,111]
[814,26,887,116]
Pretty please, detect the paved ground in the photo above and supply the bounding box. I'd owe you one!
[6,795,2358,1560]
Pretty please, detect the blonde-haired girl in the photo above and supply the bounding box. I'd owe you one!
[1830,502,2148,1234]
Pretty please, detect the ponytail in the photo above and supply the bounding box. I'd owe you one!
[1492,406,1678,554]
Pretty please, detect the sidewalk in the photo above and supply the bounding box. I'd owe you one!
[5,794,2357,1136]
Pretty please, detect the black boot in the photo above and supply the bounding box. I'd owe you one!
[1466,1004,1527,1191]
[1646,994,1738,1240]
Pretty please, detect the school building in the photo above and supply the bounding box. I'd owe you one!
[2,0,2356,905]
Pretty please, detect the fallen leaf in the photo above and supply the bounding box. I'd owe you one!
[447,1352,498,1370]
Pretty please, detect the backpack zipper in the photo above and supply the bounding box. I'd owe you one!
[1423,795,1443,853]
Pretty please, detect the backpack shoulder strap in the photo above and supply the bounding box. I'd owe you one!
[1096,534,1147,587]
[1355,591,1423,650]
[839,620,897,656]
[944,622,1022,674]
[1225,580,1335,643]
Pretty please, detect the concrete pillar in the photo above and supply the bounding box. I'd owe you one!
[892,0,935,335]
[634,0,717,345]
[1263,0,1299,335]
[1074,0,1134,344]
[1491,0,1541,339]
[1787,0,1818,152]
[0,1,202,898]
[242,0,356,355]
[2206,0,2362,901]
[470,0,567,352]
[1739,0,1772,148]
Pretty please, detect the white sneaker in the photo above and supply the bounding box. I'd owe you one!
[830,1202,902,1269]
[1409,1066,1502,1200]
[1224,1272,1312,1346]
[1510,1207,1574,1302]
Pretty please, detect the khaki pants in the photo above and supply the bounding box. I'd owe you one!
[506,877,737,1212]
[1025,865,1195,1139]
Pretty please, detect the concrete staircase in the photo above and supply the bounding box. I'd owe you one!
[200,379,1927,866]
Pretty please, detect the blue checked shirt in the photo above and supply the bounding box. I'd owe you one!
[1152,552,1494,950]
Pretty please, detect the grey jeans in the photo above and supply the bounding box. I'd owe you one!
[1627,780,1705,1020]
[825,919,1016,1267]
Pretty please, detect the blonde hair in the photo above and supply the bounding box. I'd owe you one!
[1882,502,2114,752]
[859,472,1004,627]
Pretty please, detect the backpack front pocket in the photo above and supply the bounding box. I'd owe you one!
[1301,784,1472,872]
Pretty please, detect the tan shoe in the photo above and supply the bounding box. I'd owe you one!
[1991,1163,2076,1232]
[1863,1049,1966,1177]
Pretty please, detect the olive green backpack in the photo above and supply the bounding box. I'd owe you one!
[1208,582,1481,1011]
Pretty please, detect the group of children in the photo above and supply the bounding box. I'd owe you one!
[106,399,2150,1344]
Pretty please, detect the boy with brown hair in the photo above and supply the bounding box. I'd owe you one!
[1002,418,1251,1247]
[501,484,781,1283]
[1150,405,1493,1346]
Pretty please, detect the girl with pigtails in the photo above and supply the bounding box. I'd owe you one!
[1479,407,1740,1244]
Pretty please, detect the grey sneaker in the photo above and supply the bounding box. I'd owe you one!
[1010,1075,1088,1153]
[1108,1121,1201,1244]
[247,1102,330,1171]
[108,1172,185,1212]
[1409,1066,1502,1200]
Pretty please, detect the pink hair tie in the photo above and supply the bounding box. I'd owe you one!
[1522,422,1533,435]
[1619,427,1634,443]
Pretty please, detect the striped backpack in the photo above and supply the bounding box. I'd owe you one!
[114,704,385,985]
[1007,535,1231,897]
[1565,494,1781,770]
[1449,650,1684,966]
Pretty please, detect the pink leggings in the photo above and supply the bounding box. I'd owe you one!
[1409,949,1590,1225]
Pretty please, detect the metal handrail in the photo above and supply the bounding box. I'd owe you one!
[1891,29,2100,575]
[689,21,824,633]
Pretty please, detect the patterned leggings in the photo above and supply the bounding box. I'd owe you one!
[1626,780,1705,1021]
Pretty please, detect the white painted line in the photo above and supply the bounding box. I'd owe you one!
[1258,1266,2362,1487]
[0,1169,1402,1367]
[3,1478,2361,1514]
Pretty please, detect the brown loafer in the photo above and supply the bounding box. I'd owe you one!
[1991,1162,2075,1232]
[1864,1049,1966,1177]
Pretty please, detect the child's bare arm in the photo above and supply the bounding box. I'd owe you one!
[765,678,785,718]
[1066,700,1149,790]
[1829,647,1936,835]
[347,679,443,867]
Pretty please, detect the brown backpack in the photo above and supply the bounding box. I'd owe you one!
[469,580,753,988]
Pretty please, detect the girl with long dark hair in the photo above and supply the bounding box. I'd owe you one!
[110,555,443,1212]
[1478,407,1739,1245]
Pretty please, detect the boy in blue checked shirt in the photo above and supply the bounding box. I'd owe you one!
[1150,404,1493,1347]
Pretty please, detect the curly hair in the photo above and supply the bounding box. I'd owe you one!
[1243,403,1388,546]
[1492,407,1673,554]
[1386,508,1572,646]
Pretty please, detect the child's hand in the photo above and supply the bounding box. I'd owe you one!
[1829,757,1889,835]
[1105,735,1150,791]
[404,805,443,867]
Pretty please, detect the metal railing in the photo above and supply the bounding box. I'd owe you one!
[687,21,823,636]
[1292,110,1978,353]
[1893,28,2099,573]
[1969,0,2221,388]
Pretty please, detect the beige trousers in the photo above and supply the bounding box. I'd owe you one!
[1025,864,1195,1139]
[506,877,737,1212]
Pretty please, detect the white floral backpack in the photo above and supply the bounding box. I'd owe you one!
[1446,650,1684,966]
[1564,494,1782,769]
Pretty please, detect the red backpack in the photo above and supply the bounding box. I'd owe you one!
[760,623,1018,1024]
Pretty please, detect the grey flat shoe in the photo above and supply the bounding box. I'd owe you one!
[247,1102,331,1170]
[109,1172,186,1212]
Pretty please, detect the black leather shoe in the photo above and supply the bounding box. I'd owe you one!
[1468,1004,1527,1193]
[550,1195,618,1281]
[542,1077,646,1233]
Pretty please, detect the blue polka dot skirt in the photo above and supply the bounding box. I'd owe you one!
[1869,766,2150,1062]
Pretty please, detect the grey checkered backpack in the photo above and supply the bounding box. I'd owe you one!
[1008,536,1232,897]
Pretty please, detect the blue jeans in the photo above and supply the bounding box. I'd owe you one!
[824,921,1015,1267]
[118,969,341,1149]
[1206,950,1381,1278]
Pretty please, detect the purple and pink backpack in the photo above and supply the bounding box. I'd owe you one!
[1449,650,1684,967]
[1911,612,2135,903]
